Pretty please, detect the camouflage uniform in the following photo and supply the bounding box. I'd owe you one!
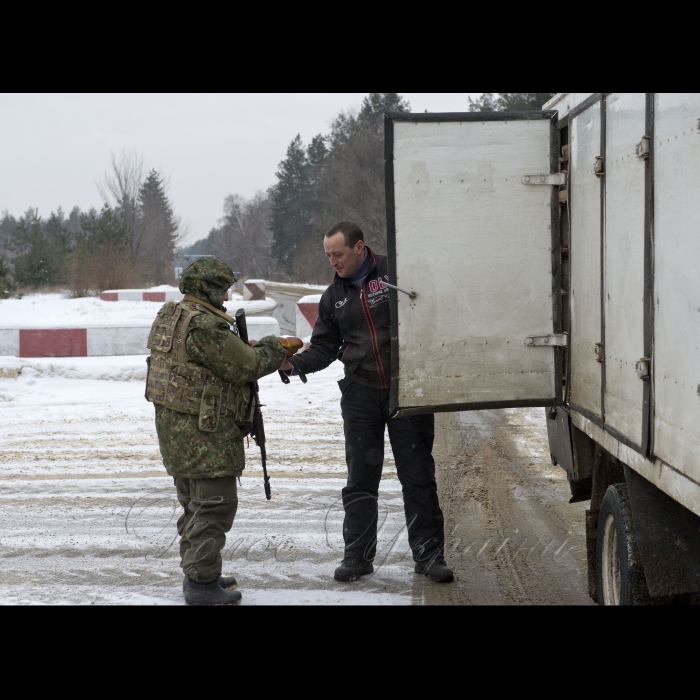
[145,258,285,583]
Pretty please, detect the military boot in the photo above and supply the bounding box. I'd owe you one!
[334,557,374,582]
[182,575,237,594]
[414,556,454,583]
[184,577,242,606]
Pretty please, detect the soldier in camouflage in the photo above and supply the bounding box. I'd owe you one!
[145,258,287,605]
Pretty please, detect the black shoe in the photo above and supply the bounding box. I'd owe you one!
[334,557,374,582]
[184,577,243,606]
[182,574,237,594]
[414,556,454,583]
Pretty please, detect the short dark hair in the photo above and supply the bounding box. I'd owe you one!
[325,220,364,248]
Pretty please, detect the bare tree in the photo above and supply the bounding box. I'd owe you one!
[96,150,184,285]
[97,149,145,247]
[212,192,274,279]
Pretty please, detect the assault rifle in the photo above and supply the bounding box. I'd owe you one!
[234,308,271,500]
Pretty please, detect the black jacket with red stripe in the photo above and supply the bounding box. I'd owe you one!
[289,247,391,389]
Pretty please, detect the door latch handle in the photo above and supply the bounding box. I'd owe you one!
[594,342,604,363]
[635,357,651,380]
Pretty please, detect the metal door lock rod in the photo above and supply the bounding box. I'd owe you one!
[382,281,417,299]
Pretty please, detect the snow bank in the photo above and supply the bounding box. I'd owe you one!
[226,296,277,316]
[0,292,277,330]
[0,355,147,381]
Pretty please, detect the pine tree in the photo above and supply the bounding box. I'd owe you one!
[268,94,412,281]
[0,255,16,298]
[468,93,556,111]
[136,169,178,283]
[8,209,66,288]
[66,205,132,295]
[0,210,17,250]
[269,135,315,272]
[44,209,73,265]
[359,92,411,124]
[314,93,411,255]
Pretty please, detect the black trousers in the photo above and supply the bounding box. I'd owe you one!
[339,378,445,562]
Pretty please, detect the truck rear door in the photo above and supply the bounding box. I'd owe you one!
[385,111,563,416]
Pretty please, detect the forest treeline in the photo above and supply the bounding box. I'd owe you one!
[1,92,554,296]
[181,93,410,284]
[0,153,180,298]
[180,91,554,284]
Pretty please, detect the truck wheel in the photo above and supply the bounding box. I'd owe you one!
[596,483,652,605]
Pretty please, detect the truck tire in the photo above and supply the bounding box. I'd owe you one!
[596,483,652,605]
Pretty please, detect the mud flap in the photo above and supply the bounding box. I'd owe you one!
[546,406,573,474]
[547,407,592,503]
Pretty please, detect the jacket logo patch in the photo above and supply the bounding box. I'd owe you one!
[335,297,348,308]
[368,276,389,294]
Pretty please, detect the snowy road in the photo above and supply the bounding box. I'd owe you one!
[0,354,592,605]
[0,357,416,604]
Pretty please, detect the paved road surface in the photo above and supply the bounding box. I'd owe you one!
[266,291,298,335]
[0,354,593,604]
[416,408,594,605]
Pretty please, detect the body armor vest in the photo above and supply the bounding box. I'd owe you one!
[145,301,250,432]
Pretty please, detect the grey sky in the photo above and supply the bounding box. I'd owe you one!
[1,93,480,245]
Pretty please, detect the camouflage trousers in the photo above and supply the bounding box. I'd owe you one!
[174,476,238,583]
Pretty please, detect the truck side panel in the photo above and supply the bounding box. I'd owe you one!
[652,94,700,483]
[569,99,603,418]
[603,93,647,448]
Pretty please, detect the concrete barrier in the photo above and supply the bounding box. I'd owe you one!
[101,289,183,302]
[87,326,151,356]
[296,294,322,341]
[243,279,266,301]
[0,317,280,358]
[0,329,19,356]
[245,317,280,341]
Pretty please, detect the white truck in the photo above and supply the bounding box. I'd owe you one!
[384,93,700,605]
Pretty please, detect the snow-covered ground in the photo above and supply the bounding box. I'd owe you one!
[0,290,276,329]
[0,355,418,605]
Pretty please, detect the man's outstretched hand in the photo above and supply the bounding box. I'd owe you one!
[277,337,302,372]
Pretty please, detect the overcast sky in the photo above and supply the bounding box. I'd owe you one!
[1,93,481,245]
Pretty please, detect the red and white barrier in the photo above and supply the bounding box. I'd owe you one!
[243,279,266,301]
[0,326,150,357]
[0,317,281,358]
[100,289,183,302]
[296,294,322,342]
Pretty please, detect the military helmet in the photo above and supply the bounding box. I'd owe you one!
[179,257,237,309]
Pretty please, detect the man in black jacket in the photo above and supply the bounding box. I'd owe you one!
[282,221,453,583]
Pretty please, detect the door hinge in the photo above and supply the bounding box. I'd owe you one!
[521,172,567,186]
[636,135,651,160]
[594,342,604,363]
[635,357,651,380]
[524,334,569,347]
[594,156,605,177]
